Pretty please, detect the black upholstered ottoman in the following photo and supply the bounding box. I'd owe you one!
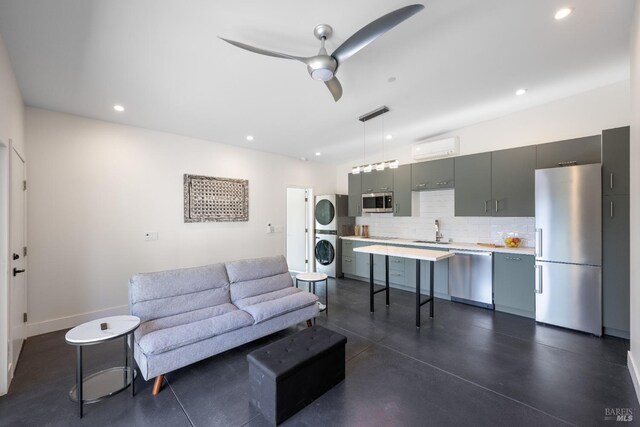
[247,326,347,425]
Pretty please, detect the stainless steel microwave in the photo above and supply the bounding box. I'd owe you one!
[362,192,393,213]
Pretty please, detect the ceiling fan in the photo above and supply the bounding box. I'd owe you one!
[219,4,424,102]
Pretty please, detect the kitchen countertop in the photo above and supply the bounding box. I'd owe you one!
[353,244,455,261]
[340,235,535,256]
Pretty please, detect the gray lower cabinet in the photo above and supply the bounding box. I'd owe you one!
[454,152,492,216]
[411,158,454,191]
[342,240,355,275]
[491,146,536,217]
[536,135,601,169]
[602,126,630,196]
[602,195,630,338]
[393,165,412,216]
[348,173,362,217]
[493,253,535,318]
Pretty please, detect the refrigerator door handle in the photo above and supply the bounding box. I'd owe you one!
[610,201,614,218]
[610,173,614,190]
[534,264,542,294]
[535,228,542,257]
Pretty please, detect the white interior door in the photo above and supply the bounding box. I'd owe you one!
[9,147,26,379]
[286,188,308,273]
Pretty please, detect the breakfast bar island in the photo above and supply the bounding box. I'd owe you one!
[353,245,454,327]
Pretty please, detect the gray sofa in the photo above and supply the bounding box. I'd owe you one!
[128,255,319,394]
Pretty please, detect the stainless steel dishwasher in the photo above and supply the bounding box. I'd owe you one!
[448,250,494,309]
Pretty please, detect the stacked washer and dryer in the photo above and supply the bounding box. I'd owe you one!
[314,195,354,278]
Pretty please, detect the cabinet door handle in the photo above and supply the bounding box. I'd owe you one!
[395,203,398,213]
[610,201,614,218]
[495,200,499,212]
[558,160,577,167]
[366,188,373,192]
[380,187,389,191]
[610,173,614,190]
[534,264,543,294]
[505,256,522,261]
[484,201,488,213]
[436,181,448,185]
[416,183,426,188]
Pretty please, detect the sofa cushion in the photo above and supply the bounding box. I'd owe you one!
[225,255,289,283]
[135,303,238,340]
[230,272,294,303]
[129,263,230,322]
[138,305,254,355]
[237,288,319,324]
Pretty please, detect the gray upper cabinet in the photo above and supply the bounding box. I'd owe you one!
[493,253,535,318]
[602,194,630,338]
[536,135,601,169]
[454,153,492,216]
[411,158,454,191]
[361,169,393,193]
[491,146,536,217]
[393,165,412,216]
[348,173,362,216]
[602,126,630,196]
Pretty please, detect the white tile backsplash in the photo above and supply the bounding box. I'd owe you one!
[356,189,535,247]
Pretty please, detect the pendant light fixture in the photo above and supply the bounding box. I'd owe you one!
[352,106,398,174]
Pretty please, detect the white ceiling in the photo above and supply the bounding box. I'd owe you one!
[0,0,634,164]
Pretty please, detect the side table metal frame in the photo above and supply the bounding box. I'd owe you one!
[295,276,329,314]
[67,330,137,418]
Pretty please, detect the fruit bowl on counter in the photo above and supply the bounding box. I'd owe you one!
[501,232,525,248]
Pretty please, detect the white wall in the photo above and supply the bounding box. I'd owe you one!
[0,34,24,395]
[628,2,640,404]
[25,108,336,336]
[337,80,631,192]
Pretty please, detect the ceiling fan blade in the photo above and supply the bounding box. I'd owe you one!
[331,4,424,64]
[325,77,343,102]
[218,37,306,63]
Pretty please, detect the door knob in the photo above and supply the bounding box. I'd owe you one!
[13,268,25,277]
[12,253,19,260]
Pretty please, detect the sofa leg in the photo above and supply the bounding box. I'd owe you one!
[306,319,313,328]
[152,375,164,395]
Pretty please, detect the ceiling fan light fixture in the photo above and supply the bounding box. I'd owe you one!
[311,68,334,81]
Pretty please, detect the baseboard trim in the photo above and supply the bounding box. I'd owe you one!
[628,351,640,405]
[26,305,128,337]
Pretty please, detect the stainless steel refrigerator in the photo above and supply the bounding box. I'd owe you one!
[535,163,602,336]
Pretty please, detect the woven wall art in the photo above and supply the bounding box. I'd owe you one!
[183,174,249,222]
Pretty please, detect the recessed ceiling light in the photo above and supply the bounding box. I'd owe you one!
[554,7,572,20]
[385,134,393,140]
[315,152,321,156]
[246,135,254,141]
[515,88,527,96]
[113,105,125,112]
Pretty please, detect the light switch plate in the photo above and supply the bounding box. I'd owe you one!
[144,232,158,241]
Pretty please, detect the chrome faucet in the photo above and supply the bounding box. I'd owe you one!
[435,219,443,242]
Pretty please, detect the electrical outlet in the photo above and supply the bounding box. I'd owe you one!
[144,232,158,241]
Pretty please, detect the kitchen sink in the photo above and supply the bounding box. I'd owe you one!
[413,240,450,244]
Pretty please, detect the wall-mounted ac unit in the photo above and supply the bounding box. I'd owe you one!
[412,137,459,161]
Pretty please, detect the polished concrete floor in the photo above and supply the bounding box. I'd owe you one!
[1,277,638,426]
